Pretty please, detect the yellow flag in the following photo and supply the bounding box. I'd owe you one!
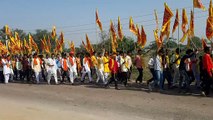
[180,30,190,43]
[154,9,159,30]
[5,25,12,36]
[129,16,137,35]
[182,9,188,34]
[96,9,103,31]
[51,26,56,39]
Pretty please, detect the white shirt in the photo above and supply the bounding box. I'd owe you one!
[148,57,154,69]
[120,57,128,72]
[154,55,163,71]
[125,55,132,69]
[82,58,90,73]
[46,58,57,71]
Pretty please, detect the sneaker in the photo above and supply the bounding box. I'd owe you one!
[201,91,206,97]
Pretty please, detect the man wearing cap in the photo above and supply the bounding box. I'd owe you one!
[68,51,77,85]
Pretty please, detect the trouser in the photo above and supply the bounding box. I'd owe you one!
[202,70,213,95]
[4,74,10,84]
[179,70,190,90]
[163,69,172,88]
[96,69,105,84]
[147,68,155,84]
[0,71,4,83]
[127,66,132,80]
[41,69,47,82]
[62,70,69,83]
[155,70,164,90]
[81,71,93,82]
[23,69,30,82]
[57,68,62,81]
[121,72,128,86]
[104,72,110,83]
[69,70,77,83]
[172,65,179,85]
[34,71,41,84]
[106,73,118,89]
[136,68,143,83]
[191,64,200,86]
[47,69,58,84]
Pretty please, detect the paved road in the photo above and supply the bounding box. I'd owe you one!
[0,83,212,120]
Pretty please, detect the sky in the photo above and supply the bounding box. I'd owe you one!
[0,0,210,47]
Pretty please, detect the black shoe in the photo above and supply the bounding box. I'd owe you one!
[115,87,120,90]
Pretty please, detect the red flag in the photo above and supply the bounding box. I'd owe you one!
[161,3,173,33]
[172,9,179,34]
[141,26,147,48]
[193,0,206,11]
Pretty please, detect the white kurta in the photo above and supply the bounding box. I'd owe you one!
[31,58,41,73]
[2,59,11,75]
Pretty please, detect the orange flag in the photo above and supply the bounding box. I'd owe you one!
[96,9,103,31]
[110,20,118,47]
[206,0,213,40]
[141,26,147,48]
[59,32,64,45]
[193,0,206,11]
[161,3,173,33]
[209,0,213,17]
[69,41,75,53]
[172,9,179,34]
[129,16,137,35]
[137,25,141,45]
[110,35,116,53]
[182,9,188,34]
[51,26,56,39]
[189,10,194,37]
[117,16,123,40]
[29,34,38,52]
[86,34,94,55]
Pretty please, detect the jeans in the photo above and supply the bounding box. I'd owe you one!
[179,70,190,90]
[155,70,163,90]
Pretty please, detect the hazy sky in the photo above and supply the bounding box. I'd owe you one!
[0,0,210,47]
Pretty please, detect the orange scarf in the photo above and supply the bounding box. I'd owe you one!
[84,57,90,68]
[33,58,38,65]
[63,59,68,71]
[69,56,74,66]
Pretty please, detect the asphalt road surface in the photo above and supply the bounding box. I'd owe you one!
[0,83,212,120]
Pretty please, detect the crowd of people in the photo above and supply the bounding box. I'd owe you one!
[0,47,212,96]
